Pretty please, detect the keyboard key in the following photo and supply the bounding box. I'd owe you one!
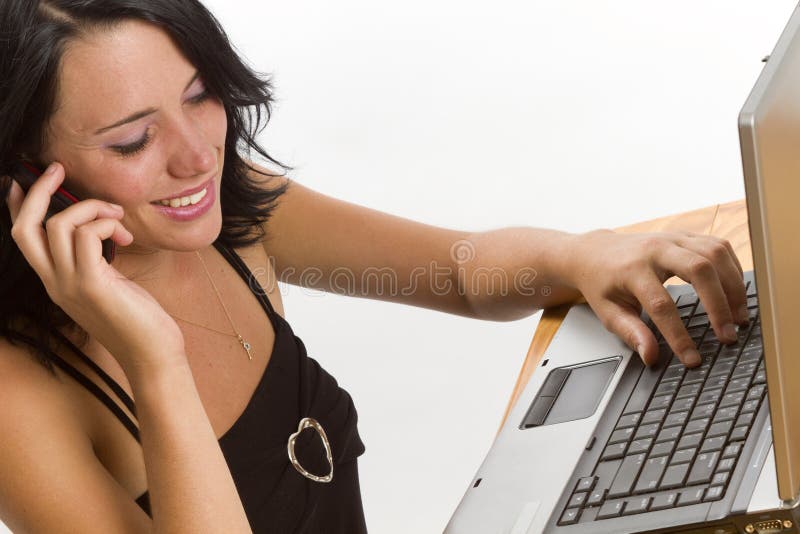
[720,391,746,408]
[601,442,627,461]
[576,476,597,492]
[661,367,685,382]
[690,404,714,420]
[609,427,635,445]
[706,421,733,438]
[671,448,696,465]
[678,486,707,506]
[716,457,736,473]
[704,486,725,502]
[664,411,688,428]
[676,383,701,399]
[649,395,673,410]
[628,438,652,455]
[740,399,760,414]
[677,433,702,450]
[650,492,678,510]
[624,366,663,415]
[709,360,735,377]
[656,426,682,443]
[687,452,720,485]
[722,443,742,459]
[737,352,760,366]
[711,471,730,486]
[622,496,651,515]
[650,441,675,458]
[596,499,625,519]
[671,397,694,413]
[696,389,722,405]
[634,423,660,440]
[568,492,587,508]
[616,413,641,430]
[704,374,729,390]
[735,412,755,428]
[634,456,668,494]
[642,408,667,425]
[746,385,766,401]
[712,406,738,423]
[683,368,709,385]
[729,426,748,442]
[752,370,767,385]
[655,381,680,397]
[559,507,580,525]
[700,436,726,453]
[586,489,605,506]
[684,418,710,435]
[660,463,690,489]
[608,453,646,498]
[725,378,751,394]
[732,363,758,380]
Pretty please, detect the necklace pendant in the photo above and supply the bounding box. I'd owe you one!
[238,335,254,360]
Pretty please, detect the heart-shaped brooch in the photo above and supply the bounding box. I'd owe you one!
[287,417,334,483]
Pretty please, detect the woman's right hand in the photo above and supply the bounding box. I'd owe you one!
[6,162,187,377]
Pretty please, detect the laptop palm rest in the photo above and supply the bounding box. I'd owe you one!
[520,357,622,429]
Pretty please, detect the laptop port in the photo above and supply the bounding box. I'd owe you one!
[745,519,788,534]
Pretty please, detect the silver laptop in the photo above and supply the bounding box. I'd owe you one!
[445,4,800,534]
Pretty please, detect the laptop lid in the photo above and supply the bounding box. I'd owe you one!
[738,2,800,502]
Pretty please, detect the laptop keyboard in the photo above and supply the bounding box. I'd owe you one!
[558,280,766,526]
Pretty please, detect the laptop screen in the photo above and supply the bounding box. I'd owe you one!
[739,2,800,502]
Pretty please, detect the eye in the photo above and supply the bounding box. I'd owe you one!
[111,130,152,158]
[186,79,212,105]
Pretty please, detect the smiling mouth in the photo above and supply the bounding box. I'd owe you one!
[150,178,212,207]
[153,187,209,207]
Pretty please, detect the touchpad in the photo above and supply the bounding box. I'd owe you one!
[520,357,621,429]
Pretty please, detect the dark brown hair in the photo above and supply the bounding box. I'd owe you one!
[0,0,291,373]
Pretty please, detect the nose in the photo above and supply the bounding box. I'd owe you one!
[165,118,217,179]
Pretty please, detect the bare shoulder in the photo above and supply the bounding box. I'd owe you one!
[0,337,151,532]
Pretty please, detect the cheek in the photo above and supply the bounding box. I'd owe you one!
[205,101,228,146]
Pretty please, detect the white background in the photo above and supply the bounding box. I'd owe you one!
[2,1,796,533]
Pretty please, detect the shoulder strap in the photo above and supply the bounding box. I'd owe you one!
[48,328,137,416]
[213,239,281,329]
[4,330,141,444]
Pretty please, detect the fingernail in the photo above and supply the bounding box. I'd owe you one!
[636,344,645,358]
[738,305,749,323]
[43,163,58,176]
[723,323,738,341]
[682,348,701,367]
[110,203,123,211]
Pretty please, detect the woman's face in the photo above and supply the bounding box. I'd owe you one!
[42,19,228,256]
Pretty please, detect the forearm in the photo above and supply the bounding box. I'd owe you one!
[459,227,584,321]
[128,361,252,534]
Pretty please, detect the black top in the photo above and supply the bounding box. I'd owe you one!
[8,240,367,533]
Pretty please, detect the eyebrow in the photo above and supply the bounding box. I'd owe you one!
[93,71,201,135]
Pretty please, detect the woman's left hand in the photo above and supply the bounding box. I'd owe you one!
[562,229,749,368]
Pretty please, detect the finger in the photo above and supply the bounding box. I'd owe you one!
[74,219,133,275]
[46,200,125,277]
[8,163,64,279]
[627,275,701,367]
[656,242,742,344]
[680,234,747,325]
[6,179,25,223]
[594,297,660,366]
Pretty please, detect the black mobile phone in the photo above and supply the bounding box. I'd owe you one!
[13,161,116,263]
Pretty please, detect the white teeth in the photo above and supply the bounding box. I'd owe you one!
[157,187,208,208]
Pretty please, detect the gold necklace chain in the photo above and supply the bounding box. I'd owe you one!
[164,250,254,361]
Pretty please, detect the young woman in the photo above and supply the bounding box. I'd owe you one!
[0,1,749,532]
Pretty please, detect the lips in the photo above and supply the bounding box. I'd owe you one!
[150,177,213,204]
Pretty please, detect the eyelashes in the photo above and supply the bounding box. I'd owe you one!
[112,130,152,157]
[110,85,214,158]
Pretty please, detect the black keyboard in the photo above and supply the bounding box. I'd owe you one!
[557,280,766,526]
